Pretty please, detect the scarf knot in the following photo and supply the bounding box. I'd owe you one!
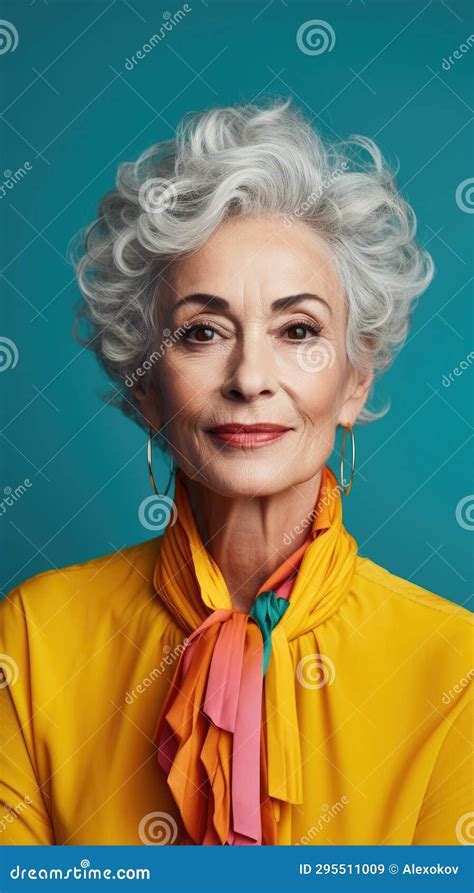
[249,589,291,676]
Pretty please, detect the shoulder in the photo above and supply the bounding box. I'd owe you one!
[351,554,473,667]
[0,536,165,634]
[354,555,473,626]
[355,556,474,626]
[350,556,473,708]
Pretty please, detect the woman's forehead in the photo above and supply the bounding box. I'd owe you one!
[165,215,343,313]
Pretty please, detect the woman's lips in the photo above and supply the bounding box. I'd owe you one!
[207,425,291,447]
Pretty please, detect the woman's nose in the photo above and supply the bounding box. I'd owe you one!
[220,332,277,402]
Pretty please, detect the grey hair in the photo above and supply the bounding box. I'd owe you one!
[69,96,434,437]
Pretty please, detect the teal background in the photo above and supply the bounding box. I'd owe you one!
[1,0,472,606]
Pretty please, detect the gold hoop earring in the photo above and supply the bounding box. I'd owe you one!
[340,424,356,496]
[147,426,175,497]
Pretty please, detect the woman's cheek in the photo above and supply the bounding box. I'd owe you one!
[160,370,213,420]
[293,360,341,404]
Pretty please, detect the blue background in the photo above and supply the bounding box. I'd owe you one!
[0,845,472,891]
[1,0,473,606]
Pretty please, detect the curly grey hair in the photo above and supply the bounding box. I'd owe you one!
[69,96,434,438]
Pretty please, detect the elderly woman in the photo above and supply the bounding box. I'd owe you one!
[1,99,472,848]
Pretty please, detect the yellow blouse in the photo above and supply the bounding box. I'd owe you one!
[0,533,472,845]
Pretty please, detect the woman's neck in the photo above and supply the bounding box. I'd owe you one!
[182,468,323,613]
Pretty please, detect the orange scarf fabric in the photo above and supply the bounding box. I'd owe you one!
[152,463,358,845]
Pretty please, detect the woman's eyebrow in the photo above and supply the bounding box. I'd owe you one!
[171,292,332,316]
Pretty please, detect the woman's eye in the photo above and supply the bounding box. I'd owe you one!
[285,322,322,340]
[182,321,323,344]
[184,324,219,342]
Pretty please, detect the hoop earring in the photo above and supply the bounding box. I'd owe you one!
[339,424,356,496]
[147,426,175,497]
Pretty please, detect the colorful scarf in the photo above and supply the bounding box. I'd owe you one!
[152,463,358,845]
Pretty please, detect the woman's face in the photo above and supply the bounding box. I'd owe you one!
[136,214,372,496]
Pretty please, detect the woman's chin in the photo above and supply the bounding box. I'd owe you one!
[182,462,300,498]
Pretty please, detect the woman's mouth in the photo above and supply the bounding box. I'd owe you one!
[206,424,292,448]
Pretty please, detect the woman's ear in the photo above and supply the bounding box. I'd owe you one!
[132,381,162,430]
[338,367,374,428]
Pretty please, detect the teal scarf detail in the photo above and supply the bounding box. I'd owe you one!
[249,589,291,676]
